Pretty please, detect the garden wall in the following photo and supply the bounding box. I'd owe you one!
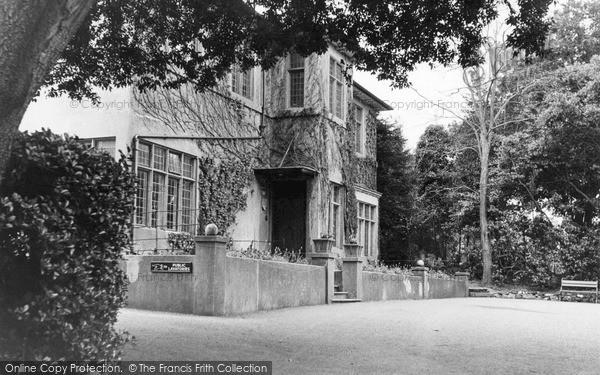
[121,236,326,316]
[362,272,423,301]
[123,255,196,314]
[361,270,468,302]
[428,276,468,299]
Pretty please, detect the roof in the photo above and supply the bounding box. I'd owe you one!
[353,81,393,112]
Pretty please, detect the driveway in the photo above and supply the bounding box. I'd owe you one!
[117,298,600,374]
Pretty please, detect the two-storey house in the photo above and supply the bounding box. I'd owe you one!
[20,43,391,261]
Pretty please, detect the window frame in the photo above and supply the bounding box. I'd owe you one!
[354,103,365,155]
[79,136,117,157]
[288,53,306,108]
[231,65,254,100]
[135,141,198,234]
[329,57,345,120]
[357,201,377,258]
[328,183,344,248]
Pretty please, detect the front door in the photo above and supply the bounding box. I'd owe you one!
[271,181,307,254]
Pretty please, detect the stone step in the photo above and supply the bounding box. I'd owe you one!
[469,287,489,293]
[334,291,349,299]
[332,298,362,303]
[469,292,493,298]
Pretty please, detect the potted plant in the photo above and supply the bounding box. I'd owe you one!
[343,234,363,257]
[312,234,334,253]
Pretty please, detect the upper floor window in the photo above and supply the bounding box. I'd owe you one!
[329,58,345,119]
[135,141,197,234]
[289,53,305,108]
[354,104,365,154]
[79,137,116,157]
[232,66,253,100]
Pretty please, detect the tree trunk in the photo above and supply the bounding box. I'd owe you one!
[479,133,492,285]
[0,0,96,184]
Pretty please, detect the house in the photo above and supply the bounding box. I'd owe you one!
[20,43,392,261]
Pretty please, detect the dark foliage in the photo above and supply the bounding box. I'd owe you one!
[0,129,135,360]
[45,0,553,101]
[376,120,414,265]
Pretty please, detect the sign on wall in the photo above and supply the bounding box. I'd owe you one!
[150,262,193,273]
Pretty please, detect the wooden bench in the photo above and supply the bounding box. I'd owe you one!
[559,279,598,303]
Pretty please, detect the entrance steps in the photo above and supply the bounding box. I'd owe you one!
[332,285,361,303]
[469,287,492,298]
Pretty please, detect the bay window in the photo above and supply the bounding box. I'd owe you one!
[135,141,197,234]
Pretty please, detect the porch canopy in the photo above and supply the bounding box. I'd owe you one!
[254,166,318,180]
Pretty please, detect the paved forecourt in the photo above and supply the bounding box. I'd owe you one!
[117,297,600,374]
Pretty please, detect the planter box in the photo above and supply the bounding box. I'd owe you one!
[313,238,334,253]
[343,243,363,257]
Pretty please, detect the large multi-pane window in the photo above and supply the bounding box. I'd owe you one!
[329,184,344,248]
[354,104,364,154]
[135,170,149,225]
[232,66,253,100]
[135,141,197,233]
[357,201,376,257]
[289,53,305,108]
[329,58,344,119]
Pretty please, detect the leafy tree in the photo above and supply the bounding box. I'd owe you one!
[457,53,600,286]
[548,0,600,65]
[1,0,555,183]
[498,57,600,226]
[0,129,135,360]
[413,124,455,261]
[376,119,414,265]
[459,34,549,285]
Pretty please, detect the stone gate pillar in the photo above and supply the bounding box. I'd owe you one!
[455,271,470,298]
[309,238,336,304]
[411,266,429,300]
[194,224,228,316]
[342,244,363,300]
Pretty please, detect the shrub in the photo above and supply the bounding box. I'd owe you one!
[226,243,309,264]
[362,262,414,277]
[0,130,135,360]
[166,232,195,254]
[482,214,600,288]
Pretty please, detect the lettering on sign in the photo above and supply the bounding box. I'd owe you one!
[150,262,193,273]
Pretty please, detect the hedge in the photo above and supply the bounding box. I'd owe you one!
[0,130,135,360]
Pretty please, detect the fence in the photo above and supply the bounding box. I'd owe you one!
[132,208,275,254]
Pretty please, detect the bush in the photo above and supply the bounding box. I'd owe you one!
[226,243,309,264]
[0,130,135,360]
[167,232,195,254]
[475,213,600,289]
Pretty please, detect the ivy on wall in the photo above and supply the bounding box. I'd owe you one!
[197,157,253,234]
[355,157,377,189]
[337,106,378,238]
[138,53,379,242]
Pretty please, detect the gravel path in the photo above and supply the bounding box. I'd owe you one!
[117,298,600,374]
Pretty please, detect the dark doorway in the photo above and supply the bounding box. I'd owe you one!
[271,180,307,254]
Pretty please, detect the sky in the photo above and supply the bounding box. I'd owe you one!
[355,65,468,150]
